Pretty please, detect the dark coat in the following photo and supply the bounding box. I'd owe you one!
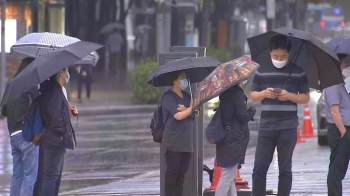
[39,80,76,150]
[216,85,254,168]
[78,64,93,83]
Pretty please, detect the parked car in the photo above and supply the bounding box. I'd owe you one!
[316,94,328,146]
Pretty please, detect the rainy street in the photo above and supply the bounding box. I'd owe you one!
[1,92,350,195]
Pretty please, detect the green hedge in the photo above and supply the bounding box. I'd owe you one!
[207,47,234,63]
[131,58,160,103]
[207,44,243,63]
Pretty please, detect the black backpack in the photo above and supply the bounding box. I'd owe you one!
[206,102,228,144]
[150,93,169,143]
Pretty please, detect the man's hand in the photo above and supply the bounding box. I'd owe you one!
[177,104,186,112]
[277,90,291,101]
[340,129,346,138]
[264,88,277,99]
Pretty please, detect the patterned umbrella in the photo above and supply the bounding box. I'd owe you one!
[10,32,99,65]
[193,55,259,110]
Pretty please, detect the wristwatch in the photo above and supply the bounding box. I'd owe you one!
[224,126,231,132]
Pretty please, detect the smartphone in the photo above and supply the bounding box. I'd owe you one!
[273,88,282,94]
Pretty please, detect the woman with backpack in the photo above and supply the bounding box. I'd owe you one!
[215,83,256,196]
[161,70,195,196]
[1,57,40,196]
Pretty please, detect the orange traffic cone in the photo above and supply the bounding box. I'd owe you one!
[205,159,222,190]
[301,103,315,138]
[296,127,305,143]
[235,167,250,190]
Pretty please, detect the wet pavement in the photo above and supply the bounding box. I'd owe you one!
[1,94,348,195]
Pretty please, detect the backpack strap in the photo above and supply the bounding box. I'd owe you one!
[161,90,180,125]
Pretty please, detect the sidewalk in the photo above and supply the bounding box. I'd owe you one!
[60,137,350,196]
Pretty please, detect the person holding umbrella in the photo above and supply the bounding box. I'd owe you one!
[192,55,259,196]
[248,27,344,195]
[1,57,39,196]
[1,41,103,196]
[147,56,220,196]
[215,82,256,196]
[249,35,310,195]
[161,70,194,196]
[38,68,78,196]
[324,37,350,196]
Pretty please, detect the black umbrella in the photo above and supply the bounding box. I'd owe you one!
[247,27,343,90]
[326,36,350,55]
[1,41,104,106]
[147,56,220,87]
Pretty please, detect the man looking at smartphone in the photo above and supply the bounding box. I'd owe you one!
[250,35,310,196]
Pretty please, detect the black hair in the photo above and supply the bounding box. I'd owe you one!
[167,70,184,84]
[269,35,292,52]
[337,53,348,62]
[14,57,35,77]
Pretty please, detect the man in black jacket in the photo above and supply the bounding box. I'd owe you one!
[1,57,40,196]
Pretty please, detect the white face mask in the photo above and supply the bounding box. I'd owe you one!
[272,58,288,69]
[342,67,350,78]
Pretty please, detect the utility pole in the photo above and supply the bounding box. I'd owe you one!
[1,0,6,99]
[266,0,275,31]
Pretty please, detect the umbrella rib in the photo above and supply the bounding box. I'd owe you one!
[305,42,321,89]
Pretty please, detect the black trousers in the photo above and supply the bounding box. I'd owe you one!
[327,124,350,196]
[165,150,191,196]
[77,79,91,99]
[252,128,297,196]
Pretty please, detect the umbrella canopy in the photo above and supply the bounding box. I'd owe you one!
[326,36,350,55]
[147,56,221,87]
[100,22,125,34]
[10,32,99,65]
[136,24,152,33]
[1,41,104,106]
[247,27,343,90]
[193,55,259,110]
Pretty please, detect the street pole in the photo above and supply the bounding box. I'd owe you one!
[1,0,6,99]
[266,0,275,31]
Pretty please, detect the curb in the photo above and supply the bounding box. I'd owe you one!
[78,104,157,116]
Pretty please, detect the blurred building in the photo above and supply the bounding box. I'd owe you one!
[2,0,65,80]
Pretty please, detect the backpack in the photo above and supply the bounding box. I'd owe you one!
[150,92,170,143]
[22,95,45,146]
[206,103,228,144]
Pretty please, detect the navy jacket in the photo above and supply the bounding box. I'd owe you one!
[39,80,76,150]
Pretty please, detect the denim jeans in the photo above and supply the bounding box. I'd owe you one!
[40,142,65,196]
[10,133,39,196]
